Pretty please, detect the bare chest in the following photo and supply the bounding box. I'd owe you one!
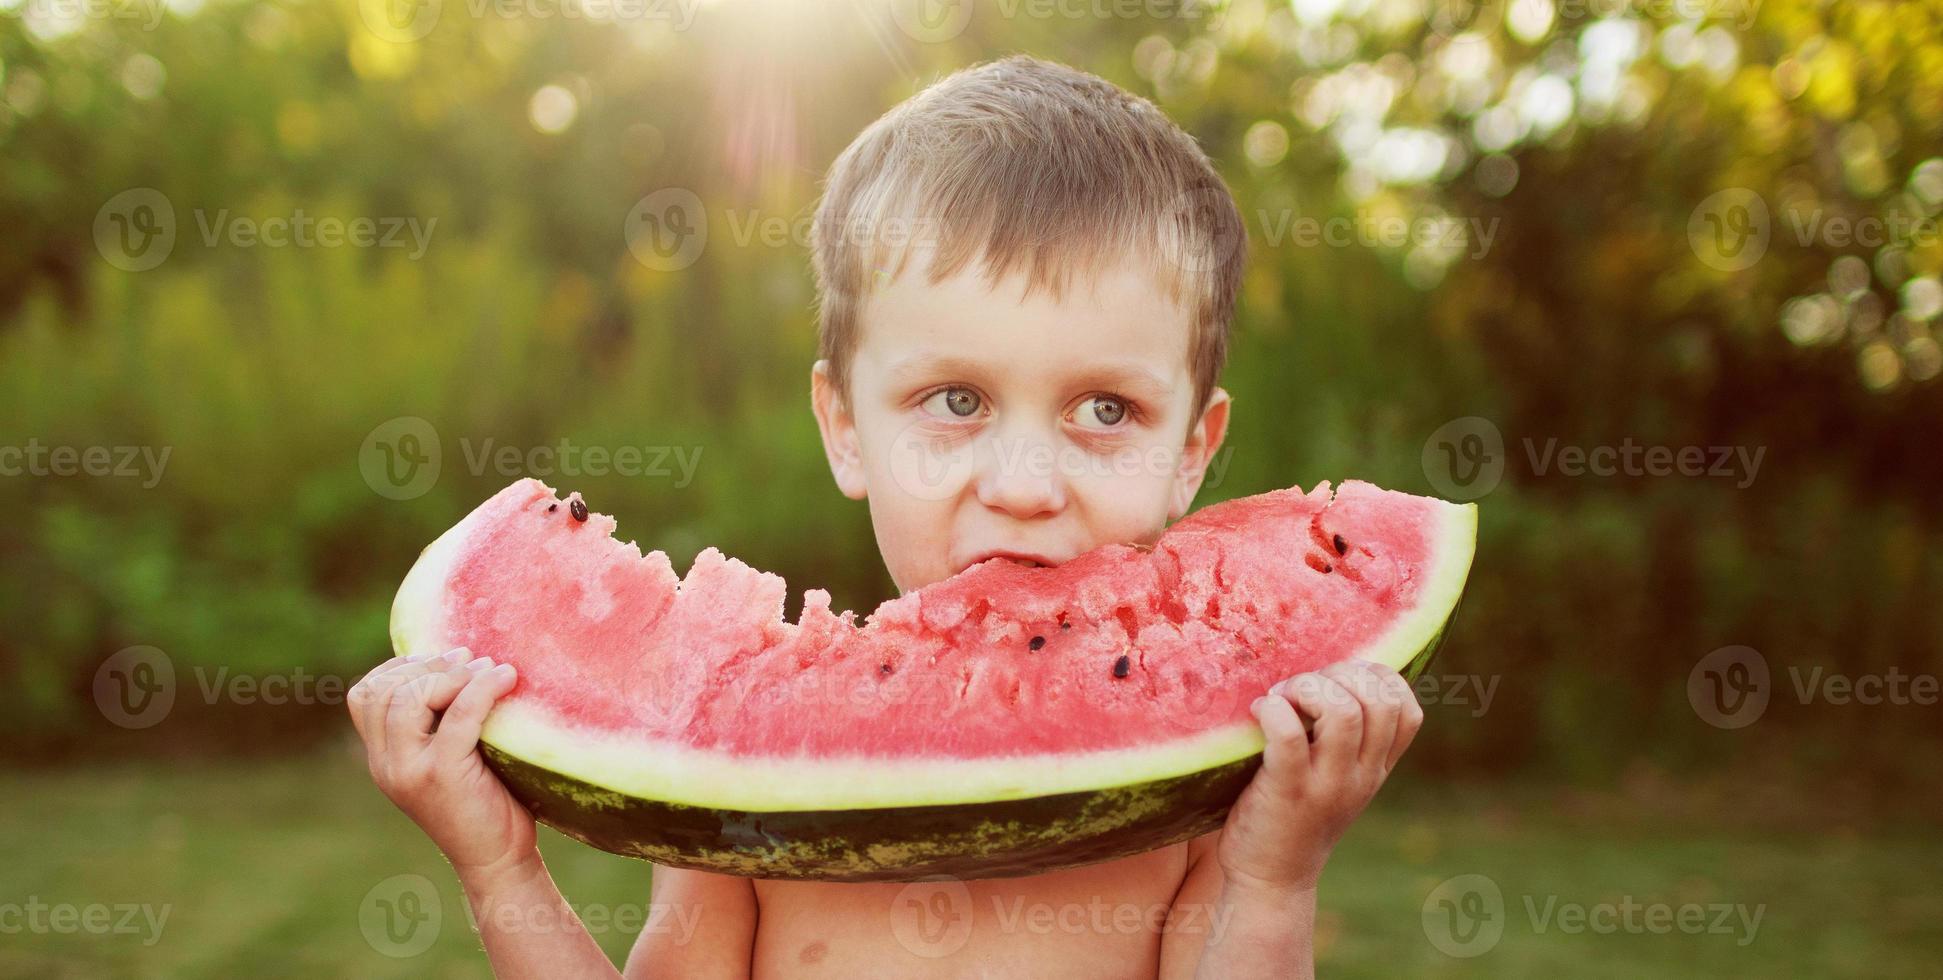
[750,845,1189,980]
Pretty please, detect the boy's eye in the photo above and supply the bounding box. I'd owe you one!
[1072,395,1129,429]
[921,386,983,418]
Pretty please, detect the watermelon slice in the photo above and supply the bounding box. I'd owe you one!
[390,479,1475,881]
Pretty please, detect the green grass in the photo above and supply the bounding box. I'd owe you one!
[1,751,1939,977]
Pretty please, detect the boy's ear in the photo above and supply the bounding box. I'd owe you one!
[811,360,869,500]
[1170,387,1231,521]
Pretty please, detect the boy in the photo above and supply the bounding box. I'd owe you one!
[350,56,1422,978]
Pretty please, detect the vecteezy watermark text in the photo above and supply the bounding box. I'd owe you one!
[1421,874,1763,958]
[191,209,435,259]
[358,0,700,43]
[457,438,703,486]
[1422,417,1765,501]
[891,878,1234,958]
[0,440,171,488]
[1688,645,1939,729]
[1257,208,1500,260]
[93,189,437,271]
[358,416,705,501]
[0,898,170,946]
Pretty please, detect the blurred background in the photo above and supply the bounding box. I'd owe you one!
[3,0,1940,974]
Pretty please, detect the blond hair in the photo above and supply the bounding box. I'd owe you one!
[811,55,1245,414]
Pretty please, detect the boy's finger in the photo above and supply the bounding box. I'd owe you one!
[1387,677,1426,771]
[356,649,472,758]
[432,664,519,765]
[1247,693,1312,802]
[355,661,441,758]
[383,666,474,752]
[348,655,413,739]
[1281,673,1363,778]
[1328,661,1402,770]
[357,649,469,705]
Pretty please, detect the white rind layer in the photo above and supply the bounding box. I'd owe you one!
[389,495,1477,812]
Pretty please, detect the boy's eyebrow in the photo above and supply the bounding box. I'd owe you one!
[885,352,1176,400]
[882,352,996,386]
[1070,363,1175,401]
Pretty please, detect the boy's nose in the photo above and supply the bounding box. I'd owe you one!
[974,436,1066,520]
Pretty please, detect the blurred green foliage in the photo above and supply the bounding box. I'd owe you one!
[0,0,1938,792]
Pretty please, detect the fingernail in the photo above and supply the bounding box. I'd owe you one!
[1250,696,1267,714]
[441,648,469,664]
[406,650,434,661]
[491,663,516,679]
[466,657,492,671]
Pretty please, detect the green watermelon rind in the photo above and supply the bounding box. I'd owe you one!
[479,745,1262,882]
[392,492,1477,880]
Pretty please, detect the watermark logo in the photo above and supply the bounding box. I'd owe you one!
[887,423,980,504]
[1423,873,1763,955]
[360,873,442,958]
[359,0,443,41]
[1688,188,1770,272]
[1422,873,1505,957]
[92,646,437,725]
[1687,644,1769,729]
[94,188,176,272]
[1422,417,1764,500]
[93,646,176,730]
[625,188,708,272]
[1255,207,1499,260]
[889,0,972,42]
[891,877,974,958]
[1423,0,1488,40]
[360,416,443,501]
[1161,185,1247,275]
[359,417,704,500]
[1421,416,1506,502]
[1689,645,1937,729]
[93,190,436,269]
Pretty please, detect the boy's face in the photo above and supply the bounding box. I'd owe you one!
[812,253,1230,592]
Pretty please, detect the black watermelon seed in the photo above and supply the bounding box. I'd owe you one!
[879,663,893,675]
[1060,621,1072,630]
[548,503,559,513]
[1332,533,1347,555]
[569,499,589,522]
[1029,635,1046,651]
[1112,654,1131,678]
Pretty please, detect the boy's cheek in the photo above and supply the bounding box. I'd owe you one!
[867,494,956,591]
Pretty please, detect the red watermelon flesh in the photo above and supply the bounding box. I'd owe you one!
[390,478,1475,879]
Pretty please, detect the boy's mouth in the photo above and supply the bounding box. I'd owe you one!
[956,549,1063,574]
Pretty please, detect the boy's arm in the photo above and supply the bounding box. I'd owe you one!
[461,851,622,978]
[349,649,616,978]
[1159,661,1422,980]
[1159,834,1316,979]
[622,866,757,979]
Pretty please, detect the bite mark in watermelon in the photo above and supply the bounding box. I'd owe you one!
[389,479,1476,880]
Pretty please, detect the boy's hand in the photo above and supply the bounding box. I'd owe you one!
[349,648,535,879]
[1217,660,1422,893]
